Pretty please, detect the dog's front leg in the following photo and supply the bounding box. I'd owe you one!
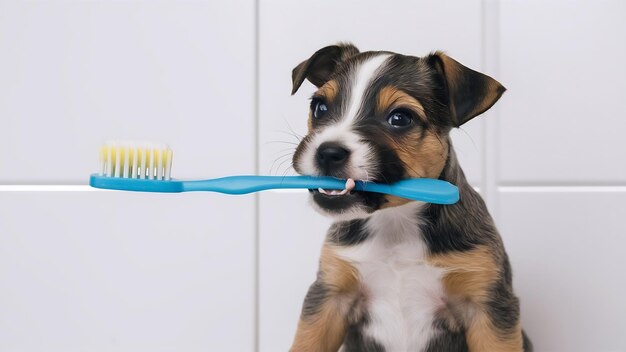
[290,280,349,352]
[290,245,360,352]
[429,246,526,351]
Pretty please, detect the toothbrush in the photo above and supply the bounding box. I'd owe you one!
[89,141,459,205]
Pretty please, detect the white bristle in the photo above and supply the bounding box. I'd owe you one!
[131,148,138,179]
[164,149,172,180]
[140,148,146,179]
[98,141,173,180]
[115,147,121,177]
[156,149,163,180]
[107,147,113,177]
[148,148,154,179]
[123,147,130,178]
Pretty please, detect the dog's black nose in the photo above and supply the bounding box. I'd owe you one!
[316,142,350,172]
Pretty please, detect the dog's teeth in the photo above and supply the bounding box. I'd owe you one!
[317,187,351,196]
[319,178,356,196]
[345,178,356,192]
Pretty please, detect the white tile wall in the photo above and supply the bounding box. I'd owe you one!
[499,0,626,184]
[499,189,626,352]
[0,0,255,183]
[0,192,255,352]
[258,192,331,352]
[2,1,625,351]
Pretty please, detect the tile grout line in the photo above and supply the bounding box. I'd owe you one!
[2,184,626,192]
[499,186,626,193]
[253,0,261,351]
[499,181,626,187]
[480,0,488,204]
[482,0,501,221]
[0,185,102,191]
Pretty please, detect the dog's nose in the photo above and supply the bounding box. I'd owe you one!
[316,142,350,171]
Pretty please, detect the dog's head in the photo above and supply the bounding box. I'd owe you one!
[291,43,505,219]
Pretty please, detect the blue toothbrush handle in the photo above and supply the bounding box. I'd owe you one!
[89,175,459,204]
[353,178,459,205]
[181,176,458,204]
[181,175,346,193]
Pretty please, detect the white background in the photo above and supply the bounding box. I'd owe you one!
[1,1,625,351]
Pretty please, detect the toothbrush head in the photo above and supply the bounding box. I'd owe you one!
[91,140,183,192]
[99,140,173,180]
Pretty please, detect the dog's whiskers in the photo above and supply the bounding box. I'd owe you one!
[265,140,299,146]
[284,117,305,139]
[275,129,303,143]
[275,157,295,177]
[270,152,295,175]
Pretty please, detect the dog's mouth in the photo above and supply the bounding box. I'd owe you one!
[309,178,356,196]
[308,178,373,213]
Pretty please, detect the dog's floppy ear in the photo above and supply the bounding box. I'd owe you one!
[428,52,506,127]
[291,43,359,95]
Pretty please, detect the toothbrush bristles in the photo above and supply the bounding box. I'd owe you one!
[99,141,173,180]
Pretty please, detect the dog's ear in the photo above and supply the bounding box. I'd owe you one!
[291,43,359,95]
[428,52,506,127]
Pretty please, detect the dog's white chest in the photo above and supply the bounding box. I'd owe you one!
[336,203,446,351]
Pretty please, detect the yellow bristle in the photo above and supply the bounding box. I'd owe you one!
[100,141,173,179]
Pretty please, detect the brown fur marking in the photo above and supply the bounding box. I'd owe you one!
[429,246,522,351]
[436,53,463,121]
[381,130,449,208]
[290,245,360,352]
[436,52,504,123]
[376,86,426,121]
[308,80,339,132]
[317,80,339,103]
[291,303,347,352]
[466,311,523,352]
[428,246,499,304]
[319,245,359,293]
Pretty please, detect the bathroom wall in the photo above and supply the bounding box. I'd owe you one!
[1,1,624,351]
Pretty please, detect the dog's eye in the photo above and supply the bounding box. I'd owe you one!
[387,110,413,127]
[311,99,328,119]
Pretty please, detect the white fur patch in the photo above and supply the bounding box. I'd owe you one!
[336,202,446,351]
[300,124,374,180]
[296,54,391,181]
[344,54,392,124]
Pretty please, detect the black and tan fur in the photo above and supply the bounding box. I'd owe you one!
[289,43,531,352]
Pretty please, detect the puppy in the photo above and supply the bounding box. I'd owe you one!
[289,43,532,352]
